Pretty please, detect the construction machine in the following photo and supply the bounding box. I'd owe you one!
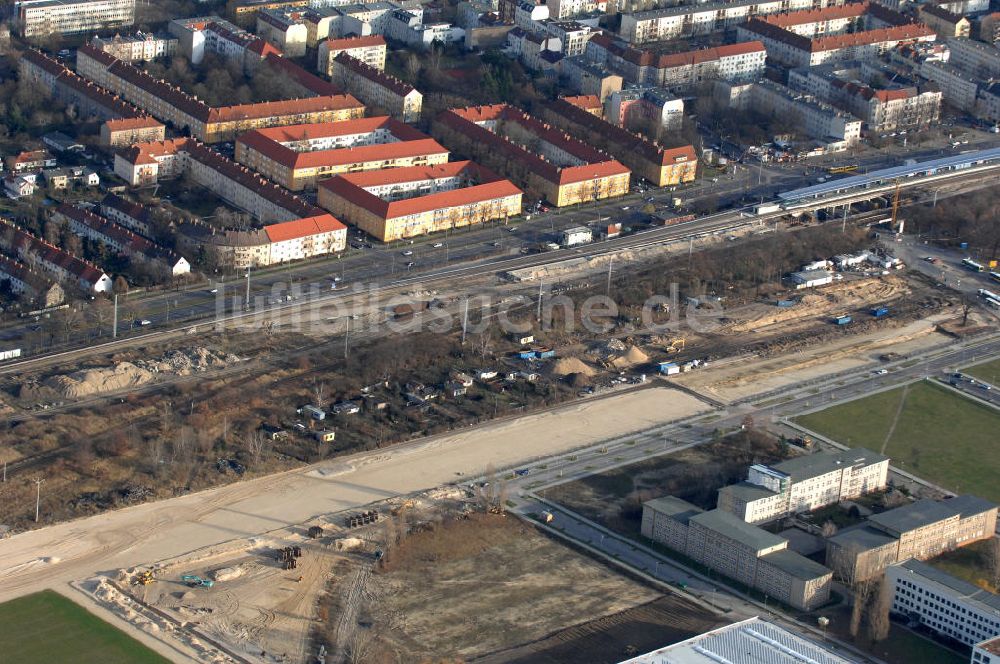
[180,574,215,588]
[132,570,155,586]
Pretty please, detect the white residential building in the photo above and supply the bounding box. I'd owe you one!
[542,20,593,56]
[17,0,135,38]
[887,559,1000,648]
[717,448,889,524]
[514,0,549,32]
[91,32,178,62]
[947,37,1000,79]
[546,0,606,21]
[257,8,309,57]
[318,35,386,76]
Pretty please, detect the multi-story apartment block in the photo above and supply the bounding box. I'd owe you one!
[546,0,606,20]
[328,2,398,39]
[717,448,888,524]
[947,36,1000,79]
[17,0,135,38]
[91,32,178,62]
[719,79,862,145]
[619,0,839,44]
[887,559,1000,648]
[180,213,346,270]
[541,98,697,187]
[977,82,1000,123]
[604,87,685,131]
[101,193,152,237]
[330,53,421,123]
[100,117,167,148]
[318,161,522,241]
[234,116,449,190]
[980,11,1000,45]
[542,20,594,56]
[20,49,167,149]
[788,63,941,131]
[51,204,190,276]
[433,104,631,207]
[737,2,937,67]
[514,0,549,32]
[169,16,280,70]
[642,498,833,610]
[560,56,624,99]
[117,139,322,224]
[922,59,984,111]
[827,495,998,583]
[257,8,309,57]
[76,45,364,143]
[507,27,562,70]
[318,35,387,76]
[0,219,112,293]
[919,4,971,39]
[586,35,767,88]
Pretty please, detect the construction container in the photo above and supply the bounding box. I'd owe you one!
[833,315,852,326]
[871,306,889,318]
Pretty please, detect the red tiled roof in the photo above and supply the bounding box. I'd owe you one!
[547,98,696,168]
[118,138,188,166]
[101,192,148,223]
[237,117,444,170]
[319,161,522,220]
[333,53,416,97]
[77,45,363,127]
[22,49,149,121]
[263,213,346,242]
[247,37,283,57]
[762,1,868,28]
[561,95,602,111]
[53,203,180,263]
[263,53,342,96]
[323,35,386,51]
[439,105,630,186]
[0,219,108,287]
[810,24,935,51]
[588,35,766,70]
[104,116,164,131]
[919,3,964,23]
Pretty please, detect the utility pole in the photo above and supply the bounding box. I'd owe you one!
[461,298,469,344]
[33,478,43,523]
[3,460,6,482]
[245,267,251,310]
[536,279,544,322]
[606,257,613,297]
[112,293,118,339]
[344,316,350,359]
[842,205,848,234]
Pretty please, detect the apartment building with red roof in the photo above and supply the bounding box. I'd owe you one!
[0,253,64,307]
[433,104,630,207]
[737,3,936,67]
[541,98,697,187]
[330,53,422,123]
[51,204,190,277]
[235,116,450,190]
[76,45,364,143]
[19,49,166,148]
[586,34,767,87]
[0,219,112,294]
[318,161,522,242]
[318,35,387,77]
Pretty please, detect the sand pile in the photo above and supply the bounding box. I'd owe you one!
[45,363,155,399]
[142,348,239,375]
[611,346,649,368]
[551,357,596,377]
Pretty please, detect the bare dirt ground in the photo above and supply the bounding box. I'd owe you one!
[477,596,724,664]
[346,513,663,663]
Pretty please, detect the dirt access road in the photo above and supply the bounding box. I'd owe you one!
[0,386,709,606]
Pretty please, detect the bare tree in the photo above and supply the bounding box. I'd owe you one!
[312,380,327,409]
[821,521,838,538]
[346,629,376,664]
[865,574,893,644]
[850,579,874,639]
[244,429,268,465]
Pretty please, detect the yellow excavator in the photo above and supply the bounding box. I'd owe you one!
[132,570,155,586]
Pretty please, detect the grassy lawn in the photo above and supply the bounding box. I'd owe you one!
[0,590,169,664]
[964,357,1000,385]
[794,381,1000,501]
[868,626,967,664]
[930,539,998,593]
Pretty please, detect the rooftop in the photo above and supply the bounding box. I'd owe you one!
[333,53,417,97]
[760,548,832,581]
[263,213,346,242]
[323,35,387,50]
[978,635,1000,656]
[827,525,898,552]
[644,495,705,525]
[770,448,887,482]
[689,509,787,552]
[718,481,777,503]
[319,160,522,220]
[895,559,1000,614]
[868,496,996,536]
[621,617,855,664]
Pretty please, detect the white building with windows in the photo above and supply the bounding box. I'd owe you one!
[717,448,889,524]
[887,559,1000,648]
[17,0,135,38]
[974,636,1000,664]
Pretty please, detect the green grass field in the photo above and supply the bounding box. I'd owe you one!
[0,590,169,664]
[964,357,1000,385]
[795,381,1000,501]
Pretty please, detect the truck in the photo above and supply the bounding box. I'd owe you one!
[833,314,852,326]
[871,306,889,318]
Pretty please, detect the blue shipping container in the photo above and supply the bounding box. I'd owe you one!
[835,315,852,325]
[871,307,889,318]
[776,299,796,308]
